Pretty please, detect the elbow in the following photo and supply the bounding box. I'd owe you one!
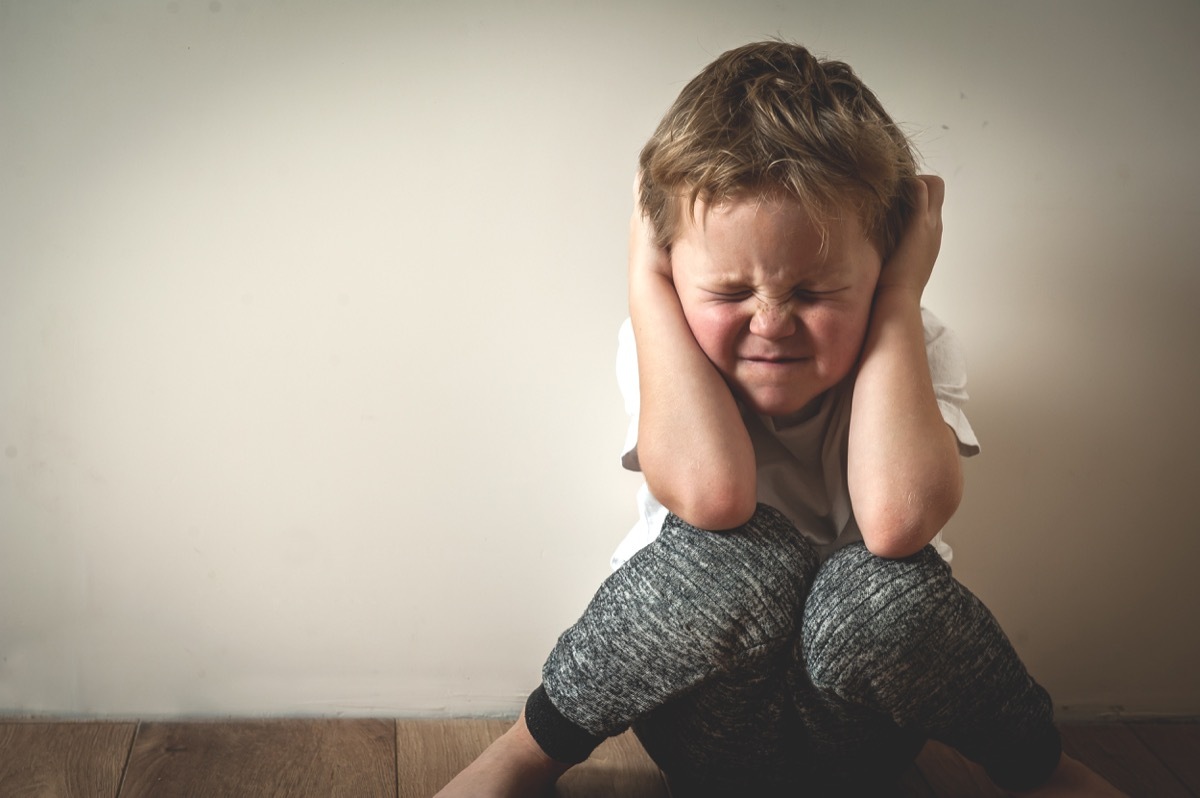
[653,477,758,532]
[861,521,936,560]
[857,480,963,560]
[678,495,759,532]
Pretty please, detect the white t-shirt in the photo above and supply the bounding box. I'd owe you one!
[611,308,980,570]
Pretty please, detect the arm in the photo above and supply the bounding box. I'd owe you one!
[847,176,964,559]
[627,199,757,530]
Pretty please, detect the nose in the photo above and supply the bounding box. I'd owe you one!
[748,300,796,340]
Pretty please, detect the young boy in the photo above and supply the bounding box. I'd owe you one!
[437,41,1122,797]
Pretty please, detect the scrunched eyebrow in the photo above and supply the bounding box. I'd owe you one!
[700,272,850,296]
[702,276,752,292]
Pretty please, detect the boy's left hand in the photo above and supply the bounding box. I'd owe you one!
[876,175,944,297]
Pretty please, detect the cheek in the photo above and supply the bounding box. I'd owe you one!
[681,305,744,365]
[805,305,872,364]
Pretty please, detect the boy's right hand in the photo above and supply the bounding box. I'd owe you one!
[628,173,673,283]
[626,174,758,532]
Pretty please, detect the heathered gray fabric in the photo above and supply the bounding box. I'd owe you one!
[801,541,1060,790]
[540,505,1059,794]
[543,504,818,737]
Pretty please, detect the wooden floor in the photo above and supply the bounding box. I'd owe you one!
[1,718,1197,797]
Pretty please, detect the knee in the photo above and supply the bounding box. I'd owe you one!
[802,543,961,698]
[656,503,820,650]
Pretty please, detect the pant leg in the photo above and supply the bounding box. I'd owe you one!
[633,661,924,797]
[529,505,922,796]
[801,542,1062,791]
[630,653,817,795]
[526,504,819,769]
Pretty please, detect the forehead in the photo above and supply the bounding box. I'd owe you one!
[675,194,875,279]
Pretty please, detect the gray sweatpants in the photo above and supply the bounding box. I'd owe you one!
[525,504,1061,795]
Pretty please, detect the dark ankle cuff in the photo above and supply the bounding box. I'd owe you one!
[524,684,606,764]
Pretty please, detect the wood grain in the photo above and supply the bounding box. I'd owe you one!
[120,719,395,798]
[1128,722,1200,794]
[4,718,1198,797]
[0,722,136,798]
[1060,723,1192,797]
[396,718,511,798]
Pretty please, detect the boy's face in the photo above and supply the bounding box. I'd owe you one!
[671,195,882,419]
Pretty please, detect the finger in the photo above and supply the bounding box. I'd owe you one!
[917,174,945,214]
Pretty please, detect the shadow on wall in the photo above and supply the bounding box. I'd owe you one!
[948,230,1200,716]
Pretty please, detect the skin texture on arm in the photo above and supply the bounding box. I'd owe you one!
[847,176,965,558]
[627,199,758,531]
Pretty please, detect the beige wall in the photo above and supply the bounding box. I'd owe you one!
[2,0,1196,719]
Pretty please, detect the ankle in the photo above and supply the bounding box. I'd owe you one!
[433,713,571,798]
[500,714,573,778]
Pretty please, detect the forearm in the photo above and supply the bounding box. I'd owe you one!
[630,269,757,530]
[847,287,963,558]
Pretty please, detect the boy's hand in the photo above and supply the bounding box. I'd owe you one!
[848,173,962,559]
[876,175,944,297]
[626,173,757,531]
[628,174,673,282]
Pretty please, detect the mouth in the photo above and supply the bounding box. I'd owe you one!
[742,355,806,364]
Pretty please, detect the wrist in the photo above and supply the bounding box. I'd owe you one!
[869,284,927,334]
[862,284,926,350]
[628,267,678,314]
[872,281,924,306]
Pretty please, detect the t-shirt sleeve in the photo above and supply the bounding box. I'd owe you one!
[922,308,981,457]
[616,318,643,471]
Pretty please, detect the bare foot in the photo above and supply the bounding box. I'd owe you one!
[1007,753,1127,797]
[434,711,572,798]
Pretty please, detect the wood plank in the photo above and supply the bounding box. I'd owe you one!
[120,719,395,798]
[396,718,510,798]
[1128,722,1200,795]
[913,739,1004,798]
[7,717,1197,798]
[1060,723,1191,798]
[555,730,668,798]
[0,722,136,798]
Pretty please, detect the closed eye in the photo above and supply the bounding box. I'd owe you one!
[793,287,848,302]
[705,290,753,301]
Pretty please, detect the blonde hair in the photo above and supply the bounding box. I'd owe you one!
[639,41,918,255]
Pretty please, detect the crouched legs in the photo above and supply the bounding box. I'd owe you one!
[802,542,1062,791]
[529,504,818,776]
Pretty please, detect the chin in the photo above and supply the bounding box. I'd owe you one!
[742,391,819,419]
